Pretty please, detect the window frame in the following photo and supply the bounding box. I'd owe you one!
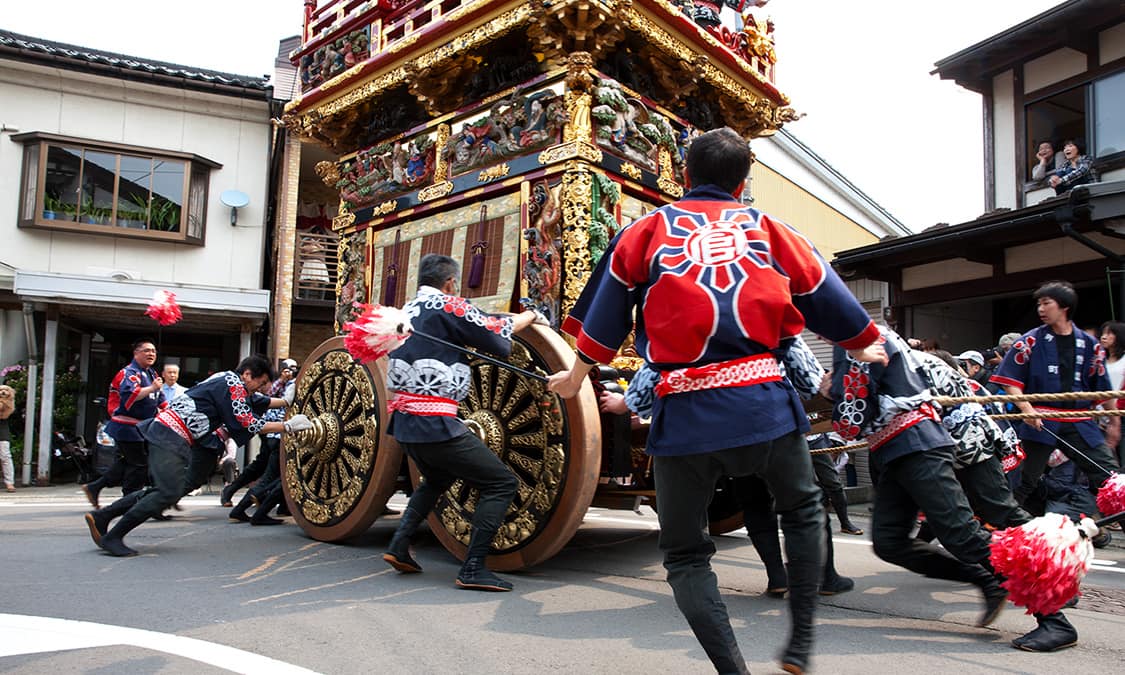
[13,132,221,245]
[1021,64,1125,195]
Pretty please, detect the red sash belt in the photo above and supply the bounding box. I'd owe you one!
[654,353,782,398]
[155,409,193,444]
[387,392,459,417]
[867,403,941,451]
[110,415,141,426]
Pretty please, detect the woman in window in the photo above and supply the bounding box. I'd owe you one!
[1048,139,1098,195]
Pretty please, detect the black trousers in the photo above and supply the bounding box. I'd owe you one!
[90,440,148,495]
[400,432,517,560]
[871,446,995,586]
[955,454,1032,528]
[1015,424,1120,506]
[654,431,824,675]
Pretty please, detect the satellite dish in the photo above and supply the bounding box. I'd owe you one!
[219,190,250,226]
[220,190,250,208]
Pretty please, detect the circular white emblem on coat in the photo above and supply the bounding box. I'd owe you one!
[683,222,747,266]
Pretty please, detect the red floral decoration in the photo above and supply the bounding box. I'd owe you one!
[145,290,182,326]
[342,303,412,363]
[989,512,1096,615]
[1096,473,1125,517]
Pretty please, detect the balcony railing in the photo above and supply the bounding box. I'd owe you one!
[295,231,338,302]
[294,0,776,96]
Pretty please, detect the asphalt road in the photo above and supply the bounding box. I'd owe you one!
[2,485,1124,674]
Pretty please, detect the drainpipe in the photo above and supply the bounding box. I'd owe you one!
[20,303,37,486]
[1055,187,1125,319]
[36,314,58,484]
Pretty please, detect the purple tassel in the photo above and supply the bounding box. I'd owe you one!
[382,267,398,306]
[384,229,401,305]
[467,205,487,289]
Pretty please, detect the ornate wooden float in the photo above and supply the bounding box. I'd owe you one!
[281,0,795,567]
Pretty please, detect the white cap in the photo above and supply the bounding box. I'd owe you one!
[957,350,984,367]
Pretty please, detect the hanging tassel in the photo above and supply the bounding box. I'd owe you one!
[467,204,488,289]
[383,229,400,306]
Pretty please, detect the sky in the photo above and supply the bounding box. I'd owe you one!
[1,0,1065,231]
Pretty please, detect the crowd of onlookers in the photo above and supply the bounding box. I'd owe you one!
[905,321,1125,540]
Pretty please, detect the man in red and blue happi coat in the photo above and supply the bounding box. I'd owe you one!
[82,339,166,507]
[990,281,1121,507]
[548,128,883,675]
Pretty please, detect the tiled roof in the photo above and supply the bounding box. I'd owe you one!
[0,28,270,95]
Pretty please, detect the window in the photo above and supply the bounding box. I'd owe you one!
[1024,71,1125,184]
[15,133,220,244]
[1093,70,1125,158]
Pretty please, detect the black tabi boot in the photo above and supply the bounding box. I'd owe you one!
[81,479,103,509]
[84,511,110,548]
[99,511,146,557]
[830,494,862,535]
[973,566,1009,628]
[250,488,286,526]
[455,526,512,591]
[749,530,788,597]
[383,507,425,573]
[455,556,513,592]
[229,493,254,523]
[779,561,820,674]
[84,489,147,547]
[1012,612,1078,652]
[819,520,855,596]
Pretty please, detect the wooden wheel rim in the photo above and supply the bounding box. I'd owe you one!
[409,323,600,571]
[283,337,402,541]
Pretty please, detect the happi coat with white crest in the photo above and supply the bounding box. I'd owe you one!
[386,286,517,443]
[990,324,1110,447]
[561,184,878,455]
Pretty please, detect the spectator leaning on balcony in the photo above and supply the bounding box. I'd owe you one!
[1048,139,1098,195]
[1031,140,1065,186]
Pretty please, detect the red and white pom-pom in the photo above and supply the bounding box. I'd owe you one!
[1096,473,1125,516]
[145,289,182,326]
[342,303,412,363]
[989,512,1097,615]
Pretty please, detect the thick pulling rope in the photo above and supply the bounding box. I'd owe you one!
[808,389,1125,455]
[931,390,1125,405]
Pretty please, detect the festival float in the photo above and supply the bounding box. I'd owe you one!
[281,0,797,569]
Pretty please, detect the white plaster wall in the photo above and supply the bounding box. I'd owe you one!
[1006,234,1125,274]
[0,58,270,291]
[752,135,903,239]
[992,70,1017,210]
[901,258,993,291]
[1024,47,1088,94]
[0,310,29,369]
[1099,21,1125,65]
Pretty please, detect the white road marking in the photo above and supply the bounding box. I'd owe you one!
[0,613,320,674]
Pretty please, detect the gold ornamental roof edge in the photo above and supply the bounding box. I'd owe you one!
[286,1,535,123]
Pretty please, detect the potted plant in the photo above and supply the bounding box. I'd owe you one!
[150,198,181,232]
[117,193,150,229]
[80,196,107,225]
[42,194,62,220]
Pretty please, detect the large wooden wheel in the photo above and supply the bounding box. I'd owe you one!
[409,323,601,571]
[283,337,402,541]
